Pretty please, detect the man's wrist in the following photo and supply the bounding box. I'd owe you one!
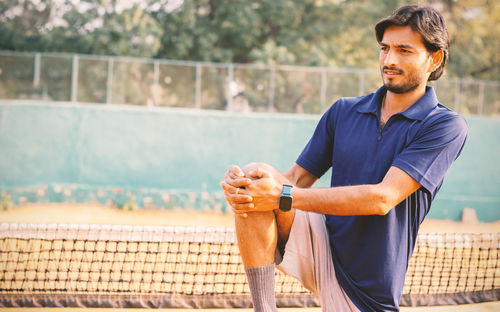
[289,187,303,211]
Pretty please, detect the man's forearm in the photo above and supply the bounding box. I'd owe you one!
[226,164,417,216]
[292,184,391,216]
[288,166,421,216]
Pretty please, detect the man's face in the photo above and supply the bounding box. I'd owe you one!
[379,25,433,94]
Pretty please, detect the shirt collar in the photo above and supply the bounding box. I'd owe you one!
[356,86,439,121]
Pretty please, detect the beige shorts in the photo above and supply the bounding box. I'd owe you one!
[275,210,360,312]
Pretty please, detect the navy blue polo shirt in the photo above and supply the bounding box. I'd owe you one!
[296,86,467,311]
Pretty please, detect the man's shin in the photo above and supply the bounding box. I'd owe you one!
[234,211,277,268]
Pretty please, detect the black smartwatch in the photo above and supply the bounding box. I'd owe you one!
[278,184,293,212]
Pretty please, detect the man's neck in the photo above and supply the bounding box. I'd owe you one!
[383,84,427,115]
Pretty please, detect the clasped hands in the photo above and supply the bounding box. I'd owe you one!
[220,163,291,217]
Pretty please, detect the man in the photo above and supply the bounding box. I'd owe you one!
[221,5,467,312]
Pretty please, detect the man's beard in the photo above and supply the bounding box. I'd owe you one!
[381,66,426,94]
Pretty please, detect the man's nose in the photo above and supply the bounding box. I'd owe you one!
[384,50,398,67]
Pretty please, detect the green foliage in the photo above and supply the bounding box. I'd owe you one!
[442,0,500,80]
[0,198,14,211]
[0,0,498,80]
[0,54,36,99]
[0,0,162,57]
[120,199,139,211]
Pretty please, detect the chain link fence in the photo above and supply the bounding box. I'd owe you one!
[1,51,499,116]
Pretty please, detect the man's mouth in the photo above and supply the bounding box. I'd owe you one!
[383,67,403,76]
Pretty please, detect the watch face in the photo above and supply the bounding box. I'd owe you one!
[279,196,293,211]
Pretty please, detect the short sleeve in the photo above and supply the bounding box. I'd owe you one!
[296,102,337,178]
[392,113,468,196]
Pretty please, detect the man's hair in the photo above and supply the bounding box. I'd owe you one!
[375,5,449,81]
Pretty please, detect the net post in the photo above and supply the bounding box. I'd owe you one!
[106,58,114,104]
[33,53,41,87]
[70,54,79,103]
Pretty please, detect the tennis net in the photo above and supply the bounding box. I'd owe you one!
[0,223,498,308]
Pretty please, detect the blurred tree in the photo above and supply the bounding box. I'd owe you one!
[0,0,52,51]
[88,2,163,57]
[0,0,498,80]
[0,0,162,57]
[152,0,262,62]
[440,0,500,81]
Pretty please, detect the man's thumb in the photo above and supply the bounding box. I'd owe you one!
[249,168,271,179]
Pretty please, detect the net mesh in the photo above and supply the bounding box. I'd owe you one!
[0,223,499,308]
[404,233,499,294]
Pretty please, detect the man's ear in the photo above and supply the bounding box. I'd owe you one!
[428,49,444,73]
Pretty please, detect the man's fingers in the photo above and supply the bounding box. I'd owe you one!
[236,212,248,218]
[223,195,252,218]
[232,206,248,218]
[220,181,251,195]
[224,166,251,188]
[227,178,251,188]
[220,181,250,195]
[223,191,252,203]
[224,165,245,180]
[231,203,254,214]
[229,165,245,177]
[248,167,271,179]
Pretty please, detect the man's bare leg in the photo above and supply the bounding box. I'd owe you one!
[235,209,295,312]
[235,211,277,267]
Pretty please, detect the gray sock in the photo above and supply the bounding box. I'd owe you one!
[245,264,278,312]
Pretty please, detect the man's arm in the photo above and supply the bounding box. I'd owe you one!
[292,166,420,215]
[224,165,421,216]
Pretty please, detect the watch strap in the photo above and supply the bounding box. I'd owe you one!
[282,184,293,196]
